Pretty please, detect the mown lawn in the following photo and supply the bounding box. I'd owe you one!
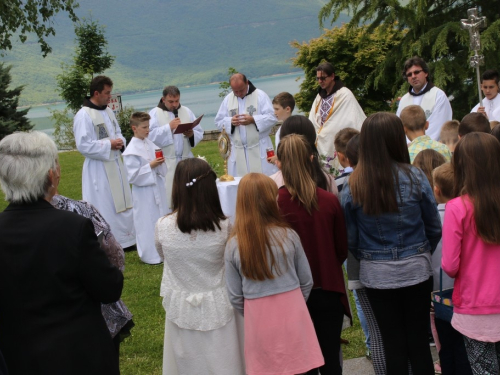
[0,139,366,374]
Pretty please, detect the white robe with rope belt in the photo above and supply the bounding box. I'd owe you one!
[215,88,278,177]
[73,107,136,248]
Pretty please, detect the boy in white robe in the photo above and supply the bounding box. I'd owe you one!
[470,69,500,122]
[123,112,168,264]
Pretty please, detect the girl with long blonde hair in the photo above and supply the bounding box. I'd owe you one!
[277,134,349,375]
[225,173,323,375]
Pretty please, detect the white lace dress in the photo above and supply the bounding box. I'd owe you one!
[155,214,245,375]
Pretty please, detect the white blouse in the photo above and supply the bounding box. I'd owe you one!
[155,214,234,331]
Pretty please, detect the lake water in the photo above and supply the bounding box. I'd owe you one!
[27,73,304,136]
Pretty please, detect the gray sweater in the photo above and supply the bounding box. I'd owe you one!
[224,227,313,315]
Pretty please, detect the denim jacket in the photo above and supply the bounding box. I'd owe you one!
[340,165,442,261]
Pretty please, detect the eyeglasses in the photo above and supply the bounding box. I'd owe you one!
[316,76,329,81]
[406,69,423,78]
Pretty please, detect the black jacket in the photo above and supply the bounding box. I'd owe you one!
[0,199,123,375]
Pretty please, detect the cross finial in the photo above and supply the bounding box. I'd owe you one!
[460,8,487,51]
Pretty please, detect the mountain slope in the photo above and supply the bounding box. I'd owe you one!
[2,0,349,105]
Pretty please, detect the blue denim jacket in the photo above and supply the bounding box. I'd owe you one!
[340,165,442,261]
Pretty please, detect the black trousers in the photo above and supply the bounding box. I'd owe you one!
[435,318,473,375]
[306,289,345,375]
[366,278,434,375]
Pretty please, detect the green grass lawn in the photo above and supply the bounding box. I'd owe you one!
[0,140,366,374]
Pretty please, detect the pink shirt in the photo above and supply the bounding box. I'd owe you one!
[442,196,500,315]
[452,313,500,342]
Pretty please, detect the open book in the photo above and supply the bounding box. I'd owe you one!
[173,114,204,134]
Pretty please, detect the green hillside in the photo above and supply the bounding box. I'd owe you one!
[2,0,349,106]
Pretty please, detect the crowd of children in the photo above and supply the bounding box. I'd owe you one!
[114,72,500,375]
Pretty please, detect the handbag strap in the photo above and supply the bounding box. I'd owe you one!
[440,267,443,294]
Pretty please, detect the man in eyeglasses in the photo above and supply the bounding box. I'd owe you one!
[309,62,366,173]
[396,56,452,141]
[215,73,278,177]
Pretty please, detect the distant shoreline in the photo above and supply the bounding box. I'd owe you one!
[20,71,303,109]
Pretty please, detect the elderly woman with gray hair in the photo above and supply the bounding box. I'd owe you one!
[0,131,124,375]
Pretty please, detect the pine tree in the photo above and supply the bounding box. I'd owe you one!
[0,63,33,140]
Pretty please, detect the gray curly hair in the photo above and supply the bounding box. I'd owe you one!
[0,131,58,203]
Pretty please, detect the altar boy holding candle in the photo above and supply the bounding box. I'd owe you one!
[123,112,168,265]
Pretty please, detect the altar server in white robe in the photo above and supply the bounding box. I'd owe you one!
[471,69,500,122]
[309,62,366,172]
[149,86,204,211]
[73,75,135,248]
[396,56,452,141]
[215,73,278,177]
[123,112,168,264]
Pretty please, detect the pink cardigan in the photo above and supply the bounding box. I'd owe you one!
[442,196,500,315]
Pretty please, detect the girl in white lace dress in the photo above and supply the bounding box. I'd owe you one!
[155,158,245,375]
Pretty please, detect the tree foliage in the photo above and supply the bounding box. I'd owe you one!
[317,0,500,120]
[52,18,114,149]
[116,106,136,145]
[218,67,238,98]
[56,18,115,114]
[74,19,115,76]
[0,0,79,57]
[51,107,75,150]
[292,23,404,115]
[0,63,33,140]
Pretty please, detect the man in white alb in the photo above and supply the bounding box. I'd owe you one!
[73,76,135,248]
[148,86,204,211]
[215,73,278,177]
[309,62,366,172]
[396,56,452,141]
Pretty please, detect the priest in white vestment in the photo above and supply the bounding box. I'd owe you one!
[215,73,278,177]
[396,56,452,141]
[149,86,204,211]
[73,76,135,248]
[470,69,500,122]
[308,62,366,173]
[123,112,168,264]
